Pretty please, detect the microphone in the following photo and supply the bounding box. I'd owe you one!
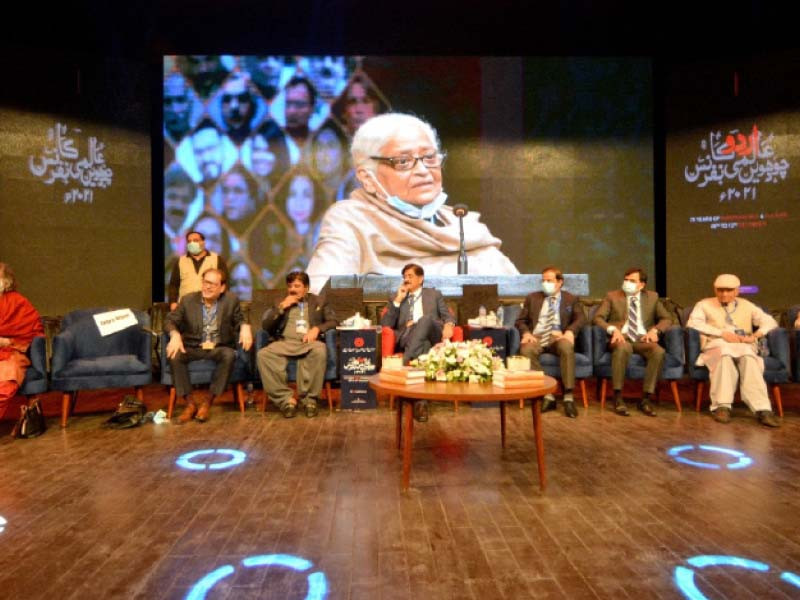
[453,203,469,274]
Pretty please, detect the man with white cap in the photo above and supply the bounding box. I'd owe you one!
[686,274,780,427]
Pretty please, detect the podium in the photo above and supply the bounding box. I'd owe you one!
[338,328,380,409]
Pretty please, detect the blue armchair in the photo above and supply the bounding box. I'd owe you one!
[51,308,152,427]
[789,305,800,384]
[685,322,790,417]
[19,335,48,397]
[591,314,685,411]
[504,303,593,407]
[254,328,338,414]
[159,332,253,418]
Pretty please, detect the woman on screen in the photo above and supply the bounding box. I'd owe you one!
[306,112,518,292]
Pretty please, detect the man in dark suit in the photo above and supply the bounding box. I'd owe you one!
[257,271,337,418]
[593,267,672,417]
[515,266,585,418]
[380,263,455,421]
[165,268,252,423]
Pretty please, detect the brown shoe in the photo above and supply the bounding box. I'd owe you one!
[195,402,211,422]
[178,402,197,424]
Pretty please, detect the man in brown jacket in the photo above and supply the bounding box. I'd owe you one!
[593,267,672,417]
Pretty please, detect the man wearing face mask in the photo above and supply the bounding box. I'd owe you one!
[380,263,455,422]
[257,271,337,418]
[686,274,780,427]
[168,230,229,310]
[306,112,518,293]
[515,267,585,418]
[593,267,672,417]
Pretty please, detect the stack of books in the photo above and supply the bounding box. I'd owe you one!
[492,369,544,388]
[379,367,426,385]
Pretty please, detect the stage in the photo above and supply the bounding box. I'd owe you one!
[1,384,799,599]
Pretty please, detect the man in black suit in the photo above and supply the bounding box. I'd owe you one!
[380,263,455,421]
[515,267,586,418]
[165,268,252,423]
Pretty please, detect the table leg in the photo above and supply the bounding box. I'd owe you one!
[402,400,414,490]
[500,401,507,448]
[530,398,547,491]
[396,397,403,449]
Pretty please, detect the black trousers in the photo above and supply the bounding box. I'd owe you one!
[169,346,236,399]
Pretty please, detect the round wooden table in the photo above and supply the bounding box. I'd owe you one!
[368,375,558,491]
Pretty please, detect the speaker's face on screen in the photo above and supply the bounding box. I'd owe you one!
[164,183,193,231]
[220,171,253,220]
[286,175,315,224]
[344,81,377,133]
[284,83,313,134]
[250,134,276,178]
[376,125,442,207]
[192,128,223,183]
[164,74,191,139]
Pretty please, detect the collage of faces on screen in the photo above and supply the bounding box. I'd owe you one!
[163,55,391,299]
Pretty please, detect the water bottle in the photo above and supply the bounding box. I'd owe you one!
[496,304,504,326]
[478,305,487,326]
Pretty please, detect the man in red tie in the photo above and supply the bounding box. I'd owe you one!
[593,267,672,417]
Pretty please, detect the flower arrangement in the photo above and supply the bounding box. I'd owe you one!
[410,340,498,383]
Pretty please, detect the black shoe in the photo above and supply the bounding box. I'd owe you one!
[541,394,557,413]
[563,401,578,418]
[712,406,731,423]
[757,410,780,428]
[413,400,429,422]
[638,400,657,417]
[281,403,297,419]
[304,402,318,418]
[614,398,629,416]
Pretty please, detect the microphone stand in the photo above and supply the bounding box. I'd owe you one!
[453,203,468,274]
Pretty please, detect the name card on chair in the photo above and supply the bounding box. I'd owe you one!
[94,309,138,336]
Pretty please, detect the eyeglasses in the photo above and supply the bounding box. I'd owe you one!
[369,152,446,171]
[202,279,222,288]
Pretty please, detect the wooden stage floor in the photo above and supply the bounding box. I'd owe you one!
[1,383,799,599]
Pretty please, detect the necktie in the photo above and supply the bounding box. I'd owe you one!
[540,297,557,347]
[627,296,639,341]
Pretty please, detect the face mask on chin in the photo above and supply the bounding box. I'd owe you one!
[367,171,447,220]
[622,280,639,295]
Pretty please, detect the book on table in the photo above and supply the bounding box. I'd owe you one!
[492,370,545,388]
[379,367,426,385]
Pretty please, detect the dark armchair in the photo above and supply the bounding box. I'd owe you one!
[159,332,253,418]
[685,319,790,416]
[255,328,338,414]
[789,305,800,384]
[51,308,152,427]
[19,335,48,398]
[591,309,685,411]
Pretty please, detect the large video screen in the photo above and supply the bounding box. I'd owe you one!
[162,55,654,299]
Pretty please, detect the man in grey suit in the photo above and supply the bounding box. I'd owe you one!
[380,263,455,421]
[165,268,253,423]
[515,266,585,418]
[593,267,672,417]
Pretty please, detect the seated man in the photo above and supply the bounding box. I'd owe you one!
[257,271,337,418]
[165,268,252,423]
[593,267,672,417]
[380,263,455,421]
[168,230,229,310]
[0,263,44,420]
[515,266,585,418]
[687,273,780,427]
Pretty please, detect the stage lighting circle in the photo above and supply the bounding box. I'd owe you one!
[185,554,328,600]
[176,449,247,471]
[0,515,6,534]
[674,555,800,599]
[667,444,753,470]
